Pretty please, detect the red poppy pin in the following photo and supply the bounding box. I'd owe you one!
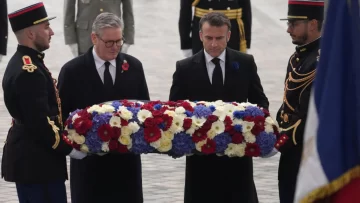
[122,60,129,73]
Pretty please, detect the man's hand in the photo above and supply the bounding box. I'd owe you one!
[68,44,78,57]
[121,43,131,53]
[182,49,192,58]
[69,149,87,160]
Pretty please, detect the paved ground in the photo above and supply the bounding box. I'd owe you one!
[0,0,295,202]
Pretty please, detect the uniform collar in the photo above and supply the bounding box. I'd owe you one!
[17,45,45,60]
[295,37,321,56]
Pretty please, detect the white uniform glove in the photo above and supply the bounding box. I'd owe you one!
[68,44,79,57]
[182,49,192,58]
[69,149,87,160]
[121,43,131,53]
[0,55,3,62]
[262,148,279,158]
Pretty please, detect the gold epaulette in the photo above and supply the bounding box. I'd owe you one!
[22,55,37,73]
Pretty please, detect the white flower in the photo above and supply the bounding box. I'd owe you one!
[211,120,225,134]
[240,102,257,107]
[119,134,132,146]
[101,104,115,113]
[157,137,173,152]
[191,116,206,127]
[128,122,140,133]
[232,119,243,125]
[80,144,89,153]
[242,121,255,133]
[213,106,227,121]
[225,143,246,157]
[175,107,186,114]
[207,129,217,139]
[87,105,101,113]
[162,130,174,140]
[101,142,110,152]
[137,109,153,123]
[186,126,196,135]
[233,105,245,111]
[118,106,133,121]
[265,124,274,133]
[214,100,225,106]
[73,134,86,145]
[72,113,80,122]
[195,139,207,152]
[109,116,121,128]
[244,132,256,143]
[121,126,132,137]
[164,110,176,117]
[150,139,161,149]
[169,116,184,134]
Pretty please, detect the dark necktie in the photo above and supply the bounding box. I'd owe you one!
[104,61,113,89]
[211,58,223,97]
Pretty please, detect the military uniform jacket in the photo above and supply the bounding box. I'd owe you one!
[1,45,73,183]
[179,0,252,53]
[0,0,8,55]
[64,0,134,54]
[276,38,321,181]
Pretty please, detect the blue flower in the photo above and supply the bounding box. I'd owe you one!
[91,113,112,132]
[209,105,216,112]
[233,110,246,119]
[84,131,103,153]
[127,107,141,123]
[185,110,193,117]
[213,133,232,153]
[256,132,276,156]
[193,105,212,118]
[112,101,122,111]
[130,128,155,154]
[244,106,265,117]
[234,124,243,132]
[171,132,195,156]
[154,104,162,110]
[232,62,240,70]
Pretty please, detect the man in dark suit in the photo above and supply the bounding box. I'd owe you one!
[1,3,86,203]
[0,0,8,60]
[179,0,252,57]
[170,12,269,203]
[58,12,149,203]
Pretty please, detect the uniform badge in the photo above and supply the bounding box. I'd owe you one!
[22,55,37,73]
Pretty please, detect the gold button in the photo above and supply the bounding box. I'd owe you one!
[296,58,299,62]
[209,8,213,10]
[5,36,7,39]
[100,8,104,12]
[227,7,230,10]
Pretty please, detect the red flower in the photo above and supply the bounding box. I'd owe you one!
[72,143,81,150]
[154,117,163,125]
[201,139,216,154]
[183,118,192,130]
[243,116,254,122]
[207,115,218,123]
[73,118,92,135]
[245,143,261,157]
[77,110,92,119]
[232,133,244,144]
[225,125,233,133]
[180,101,194,112]
[122,61,129,71]
[162,114,173,131]
[118,144,129,153]
[192,129,207,143]
[262,108,270,117]
[251,117,265,135]
[121,119,128,126]
[98,124,114,142]
[109,139,119,151]
[152,110,163,117]
[144,127,161,143]
[144,117,157,128]
[112,127,121,139]
[164,101,177,107]
[141,103,153,111]
[224,116,233,125]
[232,102,238,106]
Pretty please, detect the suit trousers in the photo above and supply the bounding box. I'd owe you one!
[16,180,67,203]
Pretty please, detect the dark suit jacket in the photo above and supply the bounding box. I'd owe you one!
[57,47,149,203]
[169,48,268,203]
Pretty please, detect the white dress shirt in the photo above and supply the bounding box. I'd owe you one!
[92,47,116,84]
[204,49,226,84]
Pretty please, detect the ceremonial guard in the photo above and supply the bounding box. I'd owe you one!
[0,0,8,59]
[275,1,324,202]
[64,0,134,56]
[1,3,86,203]
[179,0,252,57]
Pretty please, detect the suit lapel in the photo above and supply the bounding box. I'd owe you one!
[224,48,239,89]
[85,47,104,90]
[114,53,125,87]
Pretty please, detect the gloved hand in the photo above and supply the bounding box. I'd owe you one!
[0,55,3,62]
[262,148,278,158]
[69,149,87,160]
[182,49,192,58]
[121,43,131,53]
[68,44,79,57]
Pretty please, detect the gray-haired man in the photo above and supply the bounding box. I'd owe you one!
[58,12,149,203]
[63,0,134,56]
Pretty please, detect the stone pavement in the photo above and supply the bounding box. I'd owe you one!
[0,0,295,202]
